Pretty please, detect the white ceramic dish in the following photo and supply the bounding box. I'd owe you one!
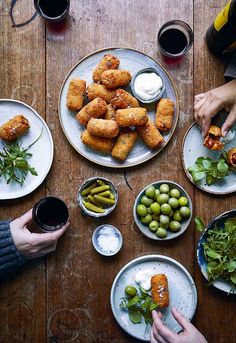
[133,180,192,240]
[182,122,236,195]
[92,224,123,256]
[110,255,197,341]
[59,47,179,168]
[0,99,53,200]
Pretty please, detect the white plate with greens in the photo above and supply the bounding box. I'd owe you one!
[59,47,179,168]
[182,122,236,195]
[0,99,53,200]
[110,255,197,341]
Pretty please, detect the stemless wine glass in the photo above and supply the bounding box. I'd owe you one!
[34,0,70,23]
[158,20,194,59]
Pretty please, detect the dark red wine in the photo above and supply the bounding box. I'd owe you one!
[33,197,69,232]
[38,0,69,18]
[159,28,188,55]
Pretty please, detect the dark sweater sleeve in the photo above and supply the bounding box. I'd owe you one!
[0,220,26,277]
[224,52,236,80]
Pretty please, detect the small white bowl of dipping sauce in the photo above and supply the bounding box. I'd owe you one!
[92,224,123,256]
[131,68,165,104]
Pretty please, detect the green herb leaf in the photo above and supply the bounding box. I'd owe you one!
[128,295,140,307]
[217,160,229,173]
[230,272,236,284]
[206,250,221,259]
[128,308,142,323]
[191,171,206,182]
[195,216,205,232]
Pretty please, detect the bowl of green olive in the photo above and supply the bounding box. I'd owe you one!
[133,180,192,240]
[77,177,118,218]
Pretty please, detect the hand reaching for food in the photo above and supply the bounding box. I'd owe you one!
[151,308,207,343]
[194,79,236,137]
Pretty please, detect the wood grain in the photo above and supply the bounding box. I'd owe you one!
[0,0,235,342]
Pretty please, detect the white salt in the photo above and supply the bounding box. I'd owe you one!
[97,226,120,253]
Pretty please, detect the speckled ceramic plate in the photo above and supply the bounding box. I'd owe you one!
[197,209,236,294]
[0,99,53,200]
[110,255,197,341]
[182,122,236,195]
[133,180,192,241]
[59,47,179,168]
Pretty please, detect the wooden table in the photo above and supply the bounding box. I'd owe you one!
[0,1,235,342]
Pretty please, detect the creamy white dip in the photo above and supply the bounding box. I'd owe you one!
[134,72,163,101]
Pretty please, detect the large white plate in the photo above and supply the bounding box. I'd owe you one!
[110,255,197,341]
[0,99,53,200]
[59,47,179,168]
[182,122,236,195]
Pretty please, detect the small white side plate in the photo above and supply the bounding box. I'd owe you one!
[0,99,53,200]
[110,255,197,341]
[182,122,236,195]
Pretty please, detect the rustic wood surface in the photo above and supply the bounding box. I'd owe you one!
[0,0,235,342]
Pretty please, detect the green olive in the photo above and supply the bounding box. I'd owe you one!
[149,220,159,232]
[145,185,156,199]
[170,188,181,199]
[173,210,182,222]
[141,195,154,207]
[125,285,137,297]
[169,221,181,232]
[152,213,160,221]
[156,227,167,238]
[154,189,160,200]
[168,197,179,209]
[160,203,172,215]
[159,184,170,194]
[136,204,147,217]
[157,193,169,205]
[150,202,161,215]
[179,196,188,206]
[141,214,153,225]
[159,214,170,229]
[180,206,191,218]
[147,207,152,214]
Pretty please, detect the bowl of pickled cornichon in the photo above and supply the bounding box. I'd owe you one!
[133,180,192,240]
[78,177,118,217]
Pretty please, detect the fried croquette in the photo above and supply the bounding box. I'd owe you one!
[137,118,164,149]
[111,89,140,109]
[204,125,224,151]
[81,129,113,153]
[66,78,86,112]
[156,98,174,132]
[92,54,120,83]
[104,104,116,120]
[0,115,30,141]
[76,98,107,125]
[86,83,116,103]
[151,274,169,308]
[115,108,148,127]
[101,70,132,89]
[111,130,138,161]
[87,118,119,138]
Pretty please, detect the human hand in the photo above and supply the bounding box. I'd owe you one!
[10,209,69,259]
[194,79,236,137]
[150,308,207,343]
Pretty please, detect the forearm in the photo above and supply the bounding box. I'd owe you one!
[0,220,26,277]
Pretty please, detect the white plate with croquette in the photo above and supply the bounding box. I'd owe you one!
[59,47,179,168]
[110,255,197,341]
[0,99,53,199]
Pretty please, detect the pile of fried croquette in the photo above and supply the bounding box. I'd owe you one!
[66,54,175,161]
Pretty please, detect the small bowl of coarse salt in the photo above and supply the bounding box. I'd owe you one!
[92,224,123,257]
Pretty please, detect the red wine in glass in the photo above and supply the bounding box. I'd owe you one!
[34,0,70,22]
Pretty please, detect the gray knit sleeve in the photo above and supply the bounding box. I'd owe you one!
[224,52,236,80]
[0,220,26,277]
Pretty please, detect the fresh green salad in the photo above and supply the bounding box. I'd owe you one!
[0,129,42,186]
[198,216,236,287]
[120,285,157,325]
[188,152,236,186]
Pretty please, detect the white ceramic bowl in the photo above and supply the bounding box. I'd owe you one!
[92,224,123,256]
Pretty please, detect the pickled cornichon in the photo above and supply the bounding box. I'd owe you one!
[80,179,117,214]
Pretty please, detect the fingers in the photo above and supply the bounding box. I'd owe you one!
[171,307,192,331]
[29,220,70,248]
[16,209,33,228]
[36,242,57,258]
[221,107,236,137]
[151,326,168,343]
[152,311,177,343]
